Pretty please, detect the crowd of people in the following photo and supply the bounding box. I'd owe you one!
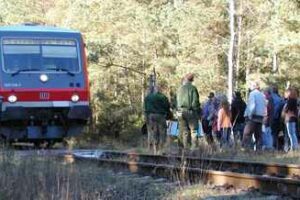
[144,73,300,154]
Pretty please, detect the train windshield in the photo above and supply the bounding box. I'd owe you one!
[2,38,80,74]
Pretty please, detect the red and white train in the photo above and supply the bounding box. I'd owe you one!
[0,24,91,146]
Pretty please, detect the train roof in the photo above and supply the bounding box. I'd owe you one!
[0,24,80,34]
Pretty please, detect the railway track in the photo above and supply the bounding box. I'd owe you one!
[6,149,300,198]
[72,150,300,198]
[96,151,300,178]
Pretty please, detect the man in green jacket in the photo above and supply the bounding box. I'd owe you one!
[176,73,201,150]
[144,84,171,154]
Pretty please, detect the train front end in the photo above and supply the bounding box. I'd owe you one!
[0,25,91,145]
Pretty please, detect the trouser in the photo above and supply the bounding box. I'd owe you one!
[242,120,262,150]
[220,128,231,148]
[285,122,299,151]
[178,110,199,149]
[146,113,167,153]
[271,120,281,150]
[202,119,214,144]
[233,123,245,142]
[262,125,273,150]
[202,119,210,134]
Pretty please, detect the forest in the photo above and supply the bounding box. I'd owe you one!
[0,0,299,139]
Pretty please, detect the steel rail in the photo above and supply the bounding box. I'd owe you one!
[74,156,300,198]
[13,149,299,197]
[100,151,300,178]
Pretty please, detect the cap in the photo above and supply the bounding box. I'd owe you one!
[208,92,215,98]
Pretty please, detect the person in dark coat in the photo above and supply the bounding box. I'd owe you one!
[176,73,201,150]
[270,85,285,150]
[202,92,218,144]
[231,91,246,142]
[144,84,171,154]
[282,87,299,151]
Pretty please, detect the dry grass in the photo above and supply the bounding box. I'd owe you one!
[91,135,300,165]
[167,184,286,200]
[0,148,287,200]
[207,148,300,165]
[0,149,173,200]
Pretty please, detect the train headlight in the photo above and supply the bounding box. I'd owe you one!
[71,94,79,102]
[40,74,48,82]
[8,95,17,103]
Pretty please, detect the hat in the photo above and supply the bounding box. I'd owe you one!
[208,92,215,98]
[185,73,194,82]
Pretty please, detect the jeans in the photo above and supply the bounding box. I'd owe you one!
[262,125,273,150]
[233,123,245,142]
[220,128,231,148]
[285,122,299,151]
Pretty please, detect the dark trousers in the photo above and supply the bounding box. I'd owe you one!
[221,128,231,148]
[271,120,281,150]
[202,119,214,144]
[178,110,199,149]
[146,113,167,153]
[242,120,262,150]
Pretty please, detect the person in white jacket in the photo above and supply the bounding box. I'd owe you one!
[242,81,266,150]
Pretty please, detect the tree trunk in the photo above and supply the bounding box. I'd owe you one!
[235,0,243,90]
[272,52,278,72]
[174,0,184,8]
[228,0,235,103]
[141,27,147,108]
[271,0,280,73]
[125,70,133,107]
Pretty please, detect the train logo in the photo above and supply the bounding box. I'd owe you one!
[39,92,50,100]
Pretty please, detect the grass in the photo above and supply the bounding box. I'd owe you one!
[75,133,149,153]
[170,183,292,200]
[107,136,300,165]
[209,148,300,164]
[0,149,173,200]
[0,148,287,200]
[86,135,300,165]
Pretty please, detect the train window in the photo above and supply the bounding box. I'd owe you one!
[42,46,79,72]
[42,46,77,58]
[2,38,80,73]
[3,45,41,72]
[3,45,39,54]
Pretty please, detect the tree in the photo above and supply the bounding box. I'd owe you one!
[0,0,299,138]
[228,0,235,103]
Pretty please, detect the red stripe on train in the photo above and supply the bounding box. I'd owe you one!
[0,89,89,102]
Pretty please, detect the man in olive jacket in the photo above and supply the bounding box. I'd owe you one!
[144,85,171,154]
[176,73,201,150]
